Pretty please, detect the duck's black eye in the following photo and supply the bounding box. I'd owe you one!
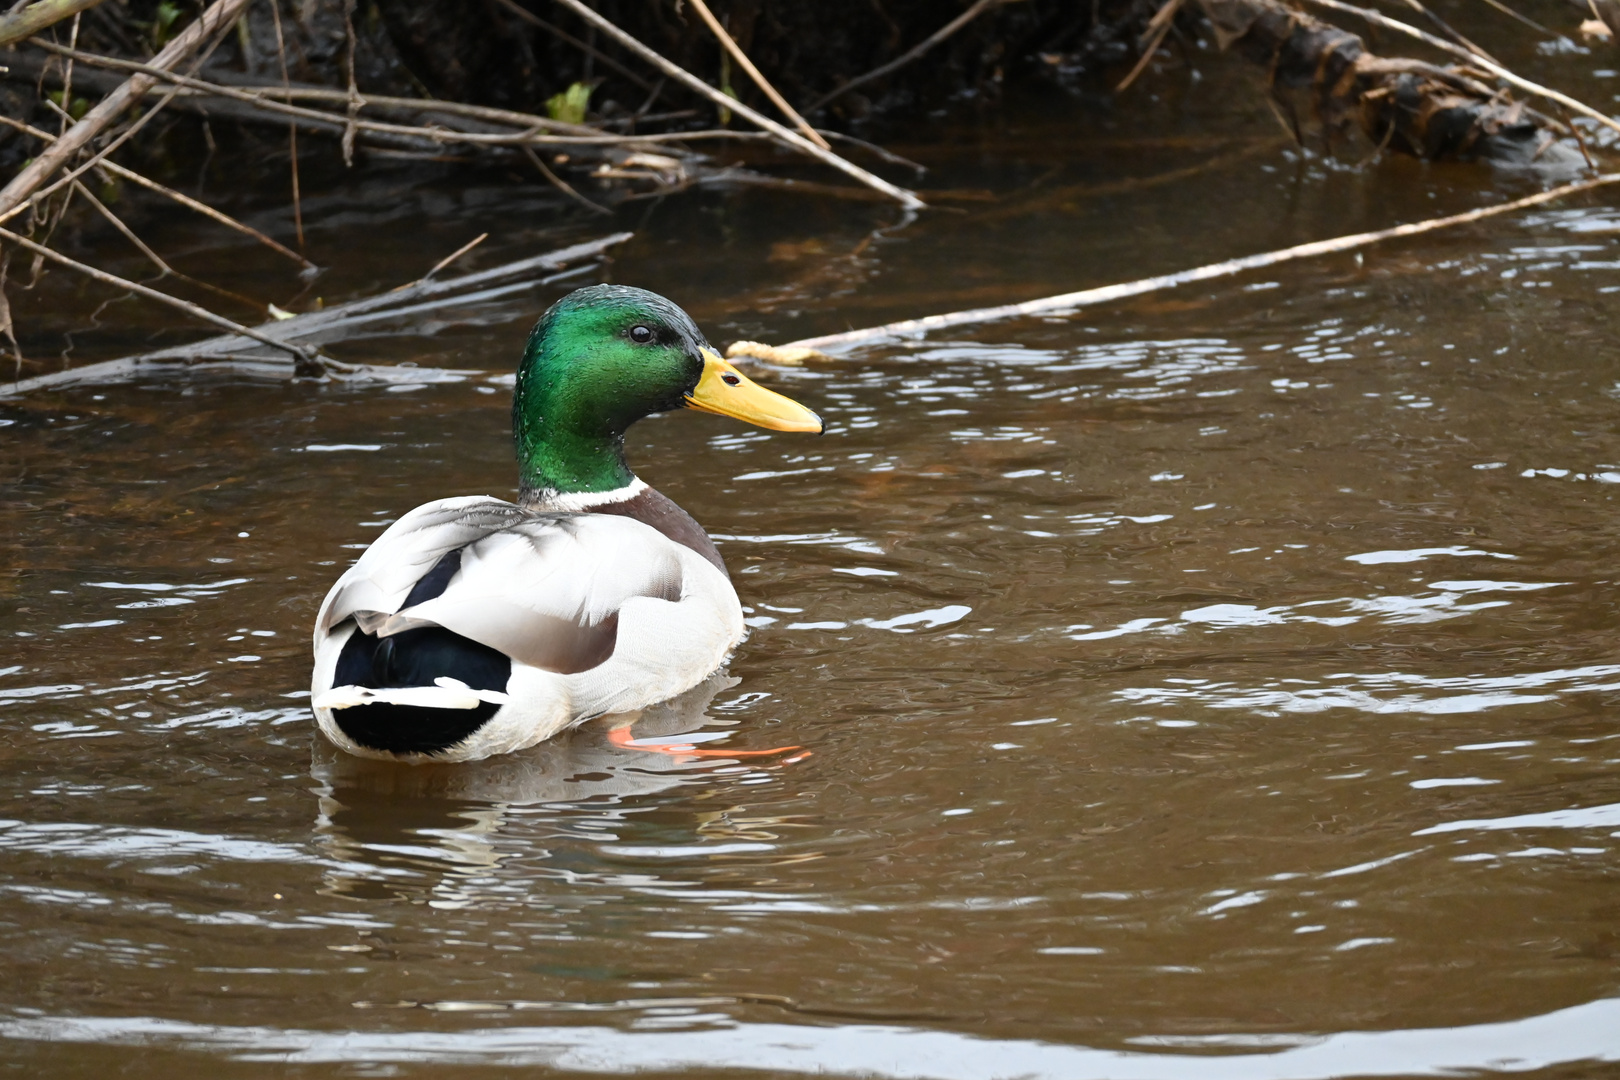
[629,325,654,344]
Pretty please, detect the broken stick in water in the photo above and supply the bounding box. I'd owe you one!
[736,174,1620,358]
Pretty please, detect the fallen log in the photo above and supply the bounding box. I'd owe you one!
[1183,0,1582,167]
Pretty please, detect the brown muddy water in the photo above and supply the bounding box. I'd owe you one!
[5,34,1620,1080]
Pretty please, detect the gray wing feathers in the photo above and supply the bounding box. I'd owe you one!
[316,496,688,675]
[317,497,526,635]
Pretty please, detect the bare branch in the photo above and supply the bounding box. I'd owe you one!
[0,113,316,269]
[0,224,329,369]
[785,173,1620,353]
[685,0,830,151]
[0,0,102,47]
[546,0,925,210]
[420,233,489,282]
[0,0,256,218]
[521,145,614,216]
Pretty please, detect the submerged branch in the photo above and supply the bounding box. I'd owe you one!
[1189,0,1579,164]
[1,233,632,395]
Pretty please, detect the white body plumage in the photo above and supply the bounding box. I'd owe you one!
[310,494,745,763]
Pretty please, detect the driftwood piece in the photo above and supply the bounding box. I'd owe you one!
[0,233,631,396]
[1189,0,1579,166]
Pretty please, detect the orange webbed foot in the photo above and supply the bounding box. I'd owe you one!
[606,724,808,762]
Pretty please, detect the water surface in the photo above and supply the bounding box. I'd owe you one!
[4,43,1620,1079]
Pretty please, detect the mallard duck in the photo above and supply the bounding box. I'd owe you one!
[310,285,821,763]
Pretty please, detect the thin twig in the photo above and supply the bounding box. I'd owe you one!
[488,0,653,90]
[420,232,488,281]
[1117,0,1180,92]
[1382,0,1497,63]
[73,178,174,276]
[1477,0,1553,36]
[807,0,1005,113]
[59,9,78,137]
[0,223,331,369]
[21,45,725,147]
[784,173,1620,353]
[685,0,830,150]
[820,129,927,175]
[1299,0,1620,138]
[23,44,667,146]
[521,145,613,215]
[0,0,255,218]
[0,251,22,378]
[631,77,666,124]
[69,177,266,312]
[341,0,359,166]
[546,0,925,210]
[0,113,315,269]
[1566,107,1597,172]
[0,11,238,236]
[268,0,305,252]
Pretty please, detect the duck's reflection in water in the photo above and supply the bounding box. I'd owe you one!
[308,676,806,903]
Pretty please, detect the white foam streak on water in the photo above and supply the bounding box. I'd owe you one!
[1072,579,1566,642]
[1414,802,1620,836]
[1343,547,1516,565]
[1116,664,1620,718]
[710,531,886,555]
[3,997,1619,1077]
[0,819,335,869]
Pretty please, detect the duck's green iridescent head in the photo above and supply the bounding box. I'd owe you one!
[513,285,821,498]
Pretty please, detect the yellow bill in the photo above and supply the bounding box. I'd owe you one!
[685,348,823,433]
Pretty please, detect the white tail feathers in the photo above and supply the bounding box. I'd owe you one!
[314,677,513,712]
